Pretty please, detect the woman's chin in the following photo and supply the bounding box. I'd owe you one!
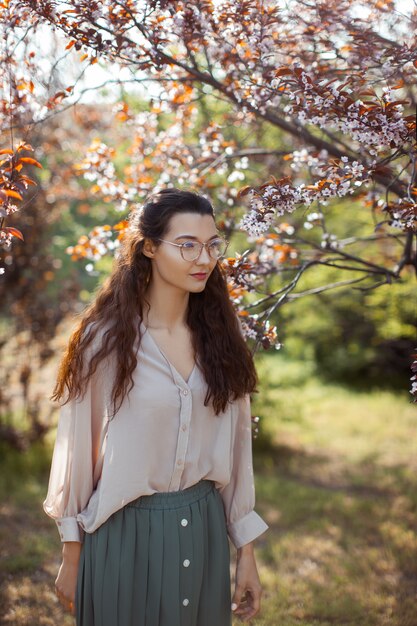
[189,283,207,293]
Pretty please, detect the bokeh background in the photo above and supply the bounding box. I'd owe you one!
[1,1,416,624]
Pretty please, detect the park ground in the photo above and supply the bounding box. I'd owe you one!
[1,354,416,626]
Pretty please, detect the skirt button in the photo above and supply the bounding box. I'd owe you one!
[182,598,190,606]
[181,518,188,527]
[183,559,190,567]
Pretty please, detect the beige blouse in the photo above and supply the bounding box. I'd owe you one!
[43,320,269,549]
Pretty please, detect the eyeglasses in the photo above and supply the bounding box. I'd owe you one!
[157,237,229,261]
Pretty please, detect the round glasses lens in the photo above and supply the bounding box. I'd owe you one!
[181,239,227,261]
[181,242,200,261]
[208,239,227,259]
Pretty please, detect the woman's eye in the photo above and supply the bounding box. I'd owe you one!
[182,241,197,249]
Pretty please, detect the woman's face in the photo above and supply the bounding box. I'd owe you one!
[144,212,219,293]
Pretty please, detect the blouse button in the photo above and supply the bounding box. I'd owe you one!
[182,389,189,396]
[182,598,189,606]
[183,559,190,567]
[181,518,188,527]
[181,424,187,431]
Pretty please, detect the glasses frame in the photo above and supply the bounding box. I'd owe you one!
[157,237,229,261]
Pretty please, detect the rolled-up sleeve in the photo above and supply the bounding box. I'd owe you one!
[43,356,109,543]
[219,393,269,549]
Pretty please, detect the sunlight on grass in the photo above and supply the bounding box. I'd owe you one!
[249,353,417,625]
[254,353,417,465]
[2,353,417,625]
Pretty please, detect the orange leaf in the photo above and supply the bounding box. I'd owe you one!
[0,149,13,155]
[3,189,23,200]
[113,219,129,231]
[80,53,89,62]
[4,227,24,241]
[237,185,253,198]
[17,157,43,168]
[18,175,37,186]
[275,67,292,77]
[16,141,34,152]
[65,40,76,50]
[53,91,66,101]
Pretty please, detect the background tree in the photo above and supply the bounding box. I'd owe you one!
[0,0,416,444]
[13,0,415,306]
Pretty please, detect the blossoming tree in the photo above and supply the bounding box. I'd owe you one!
[1,0,416,395]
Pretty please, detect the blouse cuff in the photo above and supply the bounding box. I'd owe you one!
[227,510,269,549]
[56,516,84,543]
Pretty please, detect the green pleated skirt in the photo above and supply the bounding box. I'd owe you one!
[75,480,231,626]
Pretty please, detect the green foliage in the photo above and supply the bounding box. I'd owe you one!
[0,440,51,499]
[250,196,417,389]
[277,270,415,389]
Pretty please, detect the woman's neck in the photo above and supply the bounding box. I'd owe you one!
[143,283,190,331]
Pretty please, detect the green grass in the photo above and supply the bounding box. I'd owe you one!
[0,442,74,625]
[1,353,417,625]
[244,353,417,626]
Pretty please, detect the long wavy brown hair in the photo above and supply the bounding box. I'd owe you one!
[51,188,258,417]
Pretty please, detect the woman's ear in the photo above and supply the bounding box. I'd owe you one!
[142,238,157,259]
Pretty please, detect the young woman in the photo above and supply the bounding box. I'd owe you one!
[44,188,268,626]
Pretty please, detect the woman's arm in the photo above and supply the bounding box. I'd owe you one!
[218,393,268,619]
[231,541,262,622]
[55,541,82,616]
[218,394,269,548]
[45,335,110,612]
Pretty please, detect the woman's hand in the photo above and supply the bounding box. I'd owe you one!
[55,541,82,616]
[231,541,262,622]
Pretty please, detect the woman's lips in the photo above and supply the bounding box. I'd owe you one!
[190,272,208,280]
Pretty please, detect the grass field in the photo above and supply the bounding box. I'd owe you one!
[1,353,416,625]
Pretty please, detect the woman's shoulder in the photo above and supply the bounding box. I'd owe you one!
[82,319,108,344]
[80,319,117,362]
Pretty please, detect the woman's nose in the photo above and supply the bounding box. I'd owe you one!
[196,244,212,265]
